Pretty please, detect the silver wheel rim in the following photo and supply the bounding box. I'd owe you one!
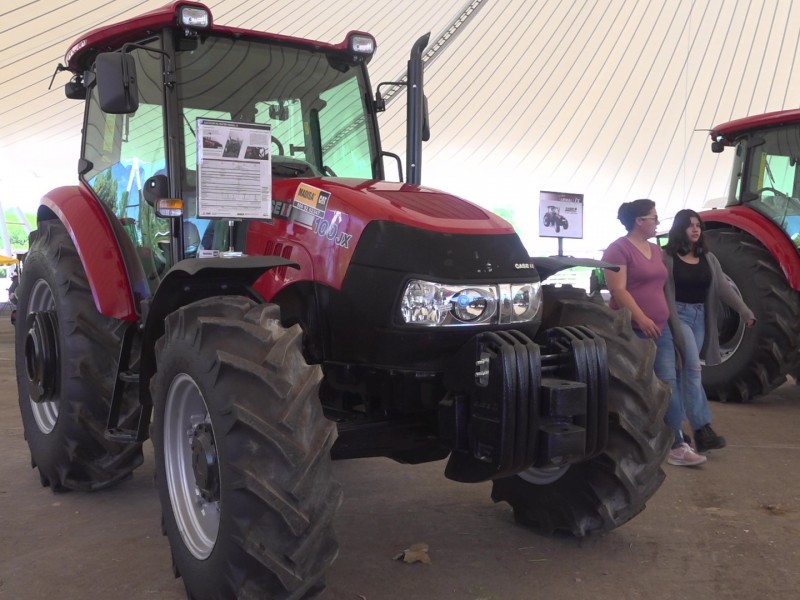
[518,464,569,485]
[710,274,746,365]
[164,373,220,560]
[28,279,58,433]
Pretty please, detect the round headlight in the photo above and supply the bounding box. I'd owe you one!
[509,283,542,322]
[450,289,488,322]
[512,286,531,317]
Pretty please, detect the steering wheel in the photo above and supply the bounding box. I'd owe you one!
[272,136,284,156]
[756,186,789,198]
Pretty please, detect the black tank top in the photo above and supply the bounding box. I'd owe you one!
[673,255,711,303]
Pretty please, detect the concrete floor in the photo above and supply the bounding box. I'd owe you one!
[1,316,800,599]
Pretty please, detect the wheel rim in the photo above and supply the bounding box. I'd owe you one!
[164,373,220,560]
[27,279,58,433]
[711,274,746,365]
[518,464,569,485]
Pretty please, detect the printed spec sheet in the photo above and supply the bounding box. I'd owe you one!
[196,118,272,219]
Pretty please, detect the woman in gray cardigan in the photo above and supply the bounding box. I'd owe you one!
[663,209,756,453]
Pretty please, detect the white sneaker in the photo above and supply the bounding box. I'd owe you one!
[667,443,707,467]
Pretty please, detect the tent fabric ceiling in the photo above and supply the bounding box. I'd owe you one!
[0,0,463,149]
[2,0,799,254]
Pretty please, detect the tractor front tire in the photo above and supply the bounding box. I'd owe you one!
[491,286,671,536]
[703,229,800,402]
[15,220,143,491]
[150,297,341,600]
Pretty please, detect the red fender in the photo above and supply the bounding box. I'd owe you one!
[700,205,800,290]
[39,183,138,321]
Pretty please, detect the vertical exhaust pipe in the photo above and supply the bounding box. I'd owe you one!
[406,33,429,185]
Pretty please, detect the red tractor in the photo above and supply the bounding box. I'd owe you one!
[699,110,800,402]
[542,205,569,233]
[15,2,670,598]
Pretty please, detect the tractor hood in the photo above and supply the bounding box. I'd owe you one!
[270,177,517,235]
[252,177,614,293]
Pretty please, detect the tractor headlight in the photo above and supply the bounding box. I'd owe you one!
[400,280,542,327]
[510,283,541,322]
[451,288,492,323]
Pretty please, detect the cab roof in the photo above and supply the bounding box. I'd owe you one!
[711,108,800,146]
[64,0,365,72]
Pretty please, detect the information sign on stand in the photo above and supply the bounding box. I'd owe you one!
[538,190,584,256]
[196,118,273,220]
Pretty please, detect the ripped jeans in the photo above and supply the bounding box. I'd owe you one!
[676,302,712,431]
[648,325,684,448]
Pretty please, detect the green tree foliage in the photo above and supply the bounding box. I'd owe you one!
[93,169,119,212]
[493,207,516,228]
[4,210,36,251]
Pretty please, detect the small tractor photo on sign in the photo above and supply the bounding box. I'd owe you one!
[543,205,569,233]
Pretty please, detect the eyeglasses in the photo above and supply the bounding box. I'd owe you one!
[638,216,659,222]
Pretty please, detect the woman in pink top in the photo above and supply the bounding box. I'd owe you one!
[602,199,706,467]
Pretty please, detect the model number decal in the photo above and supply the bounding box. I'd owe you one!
[313,217,352,248]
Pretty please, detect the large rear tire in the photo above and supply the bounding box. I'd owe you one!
[491,286,671,536]
[150,297,341,600]
[704,229,800,402]
[15,220,143,491]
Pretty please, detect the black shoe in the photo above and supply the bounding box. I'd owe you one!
[683,432,692,447]
[694,424,726,453]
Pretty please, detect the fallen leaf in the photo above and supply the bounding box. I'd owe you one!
[393,542,431,565]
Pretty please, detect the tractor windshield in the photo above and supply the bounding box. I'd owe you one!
[741,125,800,248]
[175,36,378,188]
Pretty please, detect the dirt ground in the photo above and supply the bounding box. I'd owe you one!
[1,315,799,600]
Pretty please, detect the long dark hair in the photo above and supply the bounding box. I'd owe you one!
[664,209,708,256]
[616,199,655,232]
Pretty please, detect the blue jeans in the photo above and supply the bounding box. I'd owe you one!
[676,302,712,430]
[639,326,684,447]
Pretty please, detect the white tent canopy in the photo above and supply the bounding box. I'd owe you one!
[2,0,798,255]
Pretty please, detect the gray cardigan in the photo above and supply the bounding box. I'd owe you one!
[663,252,755,367]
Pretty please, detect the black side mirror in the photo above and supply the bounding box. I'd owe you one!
[143,174,169,207]
[64,80,86,100]
[95,52,139,114]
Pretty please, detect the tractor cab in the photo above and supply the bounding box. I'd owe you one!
[64,2,384,283]
[710,110,800,250]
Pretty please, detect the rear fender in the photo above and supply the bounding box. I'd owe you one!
[700,206,800,290]
[38,184,143,321]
